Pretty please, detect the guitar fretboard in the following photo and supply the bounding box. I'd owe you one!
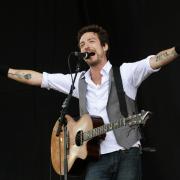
[83,114,142,142]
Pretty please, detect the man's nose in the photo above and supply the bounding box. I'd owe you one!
[84,45,91,52]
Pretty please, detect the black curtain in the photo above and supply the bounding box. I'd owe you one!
[0,0,180,179]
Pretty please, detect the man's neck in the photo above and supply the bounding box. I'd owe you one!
[90,59,107,73]
[89,60,108,85]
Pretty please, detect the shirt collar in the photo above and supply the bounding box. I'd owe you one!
[101,61,112,75]
[81,61,112,79]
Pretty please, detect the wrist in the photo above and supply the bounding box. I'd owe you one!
[0,66,9,77]
[175,46,180,55]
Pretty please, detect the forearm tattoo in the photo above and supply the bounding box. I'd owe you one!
[156,50,176,62]
[8,73,32,80]
[156,51,169,62]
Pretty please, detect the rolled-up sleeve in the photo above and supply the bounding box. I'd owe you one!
[120,55,160,100]
[41,72,80,98]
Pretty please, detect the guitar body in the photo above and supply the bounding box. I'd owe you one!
[51,114,105,175]
[51,110,150,175]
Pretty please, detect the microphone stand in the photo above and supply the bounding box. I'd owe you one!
[56,60,81,180]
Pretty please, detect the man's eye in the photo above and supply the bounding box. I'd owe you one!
[80,44,84,48]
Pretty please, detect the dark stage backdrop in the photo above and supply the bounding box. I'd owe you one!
[0,0,180,180]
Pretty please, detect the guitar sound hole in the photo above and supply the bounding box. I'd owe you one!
[75,131,83,146]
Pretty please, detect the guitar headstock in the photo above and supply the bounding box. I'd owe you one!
[125,110,152,126]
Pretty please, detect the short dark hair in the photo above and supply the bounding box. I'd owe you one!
[77,24,110,57]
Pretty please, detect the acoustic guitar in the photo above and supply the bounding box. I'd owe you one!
[51,110,151,175]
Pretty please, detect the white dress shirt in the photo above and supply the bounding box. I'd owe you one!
[41,56,159,154]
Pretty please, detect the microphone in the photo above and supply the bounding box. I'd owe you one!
[73,52,95,59]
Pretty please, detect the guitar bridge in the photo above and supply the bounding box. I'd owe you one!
[75,130,83,146]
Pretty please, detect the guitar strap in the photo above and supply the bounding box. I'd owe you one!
[112,66,128,117]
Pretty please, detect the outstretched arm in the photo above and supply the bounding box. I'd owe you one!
[8,68,43,86]
[150,47,179,69]
[0,67,43,86]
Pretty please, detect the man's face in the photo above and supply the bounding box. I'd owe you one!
[79,32,108,66]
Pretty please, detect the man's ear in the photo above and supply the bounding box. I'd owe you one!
[103,43,109,52]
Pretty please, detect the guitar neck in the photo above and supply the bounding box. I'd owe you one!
[83,116,133,142]
[82,111,150,142]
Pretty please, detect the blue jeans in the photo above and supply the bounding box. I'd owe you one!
[85,147,142,180]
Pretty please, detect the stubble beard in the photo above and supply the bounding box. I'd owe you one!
[87,60,100,67]
[86,55,103,67]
